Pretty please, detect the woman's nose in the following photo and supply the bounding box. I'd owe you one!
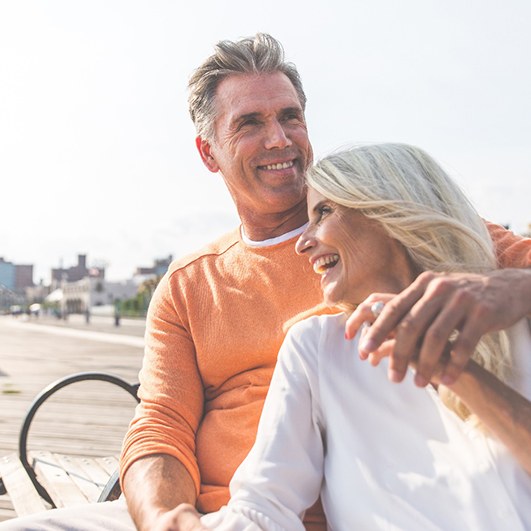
[295,230,315,255]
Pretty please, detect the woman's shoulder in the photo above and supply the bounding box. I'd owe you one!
[287,311,348,339]
[282,312,349,370]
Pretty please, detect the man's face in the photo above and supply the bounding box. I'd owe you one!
[198,72,312,220]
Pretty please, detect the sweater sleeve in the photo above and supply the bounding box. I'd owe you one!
[203,320,324,530]
[119,270,204,493]
[487,221,531,268]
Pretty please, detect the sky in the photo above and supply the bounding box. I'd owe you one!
[1,0,530,283]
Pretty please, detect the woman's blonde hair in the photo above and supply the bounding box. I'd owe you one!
[307,143,509,420]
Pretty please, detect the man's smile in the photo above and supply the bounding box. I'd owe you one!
[257,159,296,171]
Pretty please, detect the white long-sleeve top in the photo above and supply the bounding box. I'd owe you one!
[202,314,531,531]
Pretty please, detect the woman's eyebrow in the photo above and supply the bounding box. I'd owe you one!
[311,200,327,214]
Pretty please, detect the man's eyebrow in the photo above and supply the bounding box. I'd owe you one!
[280,106,303,116]
[233,106,303,125]
[233,112,261,125]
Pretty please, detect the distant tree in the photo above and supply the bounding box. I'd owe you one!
[120,276,162,317]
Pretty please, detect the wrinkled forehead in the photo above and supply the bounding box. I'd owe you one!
[213,72,303,123]
[306,186,327,209]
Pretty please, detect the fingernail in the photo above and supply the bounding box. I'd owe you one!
[414,374,429,387]
[389,369,402,383]
[345,331,351,340]
[360,338,376,353]
[440,374,455,386]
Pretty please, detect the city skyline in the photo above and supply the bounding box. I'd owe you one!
[1,1,530,282]
[0,251,175,287]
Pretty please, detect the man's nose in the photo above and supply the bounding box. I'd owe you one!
[264,121,292,150]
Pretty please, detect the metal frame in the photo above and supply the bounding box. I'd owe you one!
[18,372,139,506]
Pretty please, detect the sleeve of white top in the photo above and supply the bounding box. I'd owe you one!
[203,318,324,530]
[201,505,286,530]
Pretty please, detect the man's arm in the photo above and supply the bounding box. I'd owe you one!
[123,454,206,531]
[120,270,206,530]
[486,221,531,268]
[346,268,531,386]
[444,360,531,474]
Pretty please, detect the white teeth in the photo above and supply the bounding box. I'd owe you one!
[264,161,294,170]
[313,254,339,274]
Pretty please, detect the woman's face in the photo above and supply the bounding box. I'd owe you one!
[295,187,414,307]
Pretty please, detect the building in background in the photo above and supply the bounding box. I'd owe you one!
[0,258,15,292]
[0,257,34,312]
[0,257,34,293]
[61,276,139,315]
[51,254,104,289]
[45,253,170,317]
[0,252,174,315]
[134,255,173,278]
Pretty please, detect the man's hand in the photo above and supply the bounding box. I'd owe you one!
[345,269,531,387]
[151,503,208,531]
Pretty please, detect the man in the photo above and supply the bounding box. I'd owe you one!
[119,33,531,531]
[120,33,325,531]
[2,32,530,531]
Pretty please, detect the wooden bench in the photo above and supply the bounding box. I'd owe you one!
[0,372,138,517]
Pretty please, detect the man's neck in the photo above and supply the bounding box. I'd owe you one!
[240,203,308,241]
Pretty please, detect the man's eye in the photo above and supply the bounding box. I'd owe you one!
[282,111,301,122]
[240,118,259,128]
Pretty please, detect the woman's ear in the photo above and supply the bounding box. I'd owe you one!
[196,136,219,173]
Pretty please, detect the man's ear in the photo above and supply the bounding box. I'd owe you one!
[196,136,220,173]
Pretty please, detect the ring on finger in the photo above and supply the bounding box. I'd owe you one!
[370,301,385,319]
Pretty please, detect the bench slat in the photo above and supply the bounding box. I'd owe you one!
[31,451,89,508]
[0,454,48,516]
[95,455,119,476]
[53,454,105,503]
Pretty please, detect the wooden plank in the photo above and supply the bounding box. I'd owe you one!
[52,454,104,503]
[0,495,17,523]
[31,451,88,507]
[76,456,113,488]
[95,456,119,476]
[0,454,48,516]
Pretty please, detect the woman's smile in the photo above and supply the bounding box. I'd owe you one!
[312,253,340,275]
[297,187,415,306]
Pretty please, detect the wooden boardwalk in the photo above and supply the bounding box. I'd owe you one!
[0,315,145,522]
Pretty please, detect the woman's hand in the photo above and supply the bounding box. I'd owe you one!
[344,293,396,362]
[345,287,457,388]
[345,270,531,387]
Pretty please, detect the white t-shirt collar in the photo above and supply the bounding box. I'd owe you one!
[241,223,308,248]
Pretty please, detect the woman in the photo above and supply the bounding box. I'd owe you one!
[202,143,531,530]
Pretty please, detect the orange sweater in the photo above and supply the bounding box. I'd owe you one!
[120,222,529,522]
[486,221,531,268]
[120,228,324,515]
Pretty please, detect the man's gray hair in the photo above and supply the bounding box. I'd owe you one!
[188,33,306,140]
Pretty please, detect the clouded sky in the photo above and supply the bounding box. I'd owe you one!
[1,0,530,282]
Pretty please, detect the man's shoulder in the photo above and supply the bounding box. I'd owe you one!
[167,228,241,273]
